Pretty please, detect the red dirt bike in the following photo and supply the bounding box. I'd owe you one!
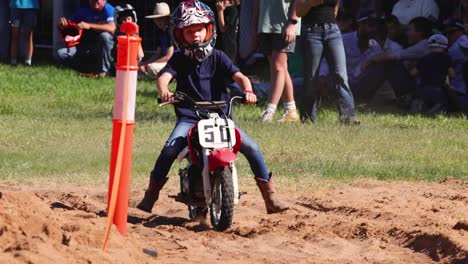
[160,91,244,231]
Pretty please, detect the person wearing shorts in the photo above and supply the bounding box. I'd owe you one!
[257,0,301,123]
[9,0,40,65]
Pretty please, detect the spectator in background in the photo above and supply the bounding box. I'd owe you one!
[356,17,433,106]
[445,18,468,112]
[216,0,239,62]
[140,2,175,79]
[114,4,144,61]
[411,34,455,115]
[9,0,40,66]
[375,17,403,54]
[336,10,356,34]
[371,17,403,102]
[320,12,392,103]
[296,0,359,125]
[258,0,301,123]
[391,0,439,25]
[385,15,407,47]
[56,0,116,77]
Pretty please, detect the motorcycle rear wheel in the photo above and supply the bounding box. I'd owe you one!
[210,168,234,231]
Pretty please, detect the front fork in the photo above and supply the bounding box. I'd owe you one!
[230,162,239,205]
[202,149,212,205]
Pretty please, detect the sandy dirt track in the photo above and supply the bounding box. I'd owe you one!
[1,178,467,263]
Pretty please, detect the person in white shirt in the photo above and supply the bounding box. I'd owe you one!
[391,0,440,25]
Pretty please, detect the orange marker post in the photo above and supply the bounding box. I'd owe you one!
[103,22,140,251]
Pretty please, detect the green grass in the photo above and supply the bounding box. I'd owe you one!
[1,64,467,188]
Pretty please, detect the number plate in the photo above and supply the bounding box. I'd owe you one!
[198,119,236,148]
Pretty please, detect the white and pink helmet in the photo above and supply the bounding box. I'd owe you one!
[172,0,216,62]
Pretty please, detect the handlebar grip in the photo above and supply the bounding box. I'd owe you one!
[241,94,247,104]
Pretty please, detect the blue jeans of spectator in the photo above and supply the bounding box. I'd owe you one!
[150,121,270,182]
[416,84,448,109]
[351,61,416,102]
[300,23,356,122]
[56,31,114,73]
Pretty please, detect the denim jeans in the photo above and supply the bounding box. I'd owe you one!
[351,61,416,102]
[300,23,356,122]
[150,121,270,182]
[56,31,114,73]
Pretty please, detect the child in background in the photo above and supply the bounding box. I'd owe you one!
[140,2,175,79]
[137,0,289,215]
[114,4,144,61]
[216,0,240,62]
[412,34,455,115]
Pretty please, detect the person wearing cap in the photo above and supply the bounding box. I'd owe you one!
[320,12,403,103]
[445,18,468,113]
[319,12,383,98]
[140,2,175,79]
[56,0,116,77]
[410,34,455,114]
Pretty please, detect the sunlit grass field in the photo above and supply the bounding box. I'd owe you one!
[1,64,467,190]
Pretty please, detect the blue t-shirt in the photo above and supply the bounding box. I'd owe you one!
[162,49,239,123]
[158,30,176,55]
[69,3,115,24]
[9,0,39,9]
[417,51,452,86]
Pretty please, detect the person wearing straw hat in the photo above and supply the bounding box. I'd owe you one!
[140,2,175,79]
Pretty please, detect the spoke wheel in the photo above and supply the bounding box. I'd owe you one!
[210,169,234,231]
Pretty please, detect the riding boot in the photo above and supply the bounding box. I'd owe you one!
[136,174,169,213]
[255,173,289,214]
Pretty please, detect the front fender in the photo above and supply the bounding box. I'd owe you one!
[208,148,237,171]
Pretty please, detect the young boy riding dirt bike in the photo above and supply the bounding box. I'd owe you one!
[137,0,289,216]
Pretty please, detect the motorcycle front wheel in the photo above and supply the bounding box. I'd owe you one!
[210,168,234,231]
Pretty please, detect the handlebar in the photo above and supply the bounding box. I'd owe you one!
[158,92,247,119]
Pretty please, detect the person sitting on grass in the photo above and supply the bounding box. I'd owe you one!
[137,0,289,215]
[445,18,468,113]
[139,2,175,80]
[56,0,116,78]
[357,17,434,107]
[410,34,455,115]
